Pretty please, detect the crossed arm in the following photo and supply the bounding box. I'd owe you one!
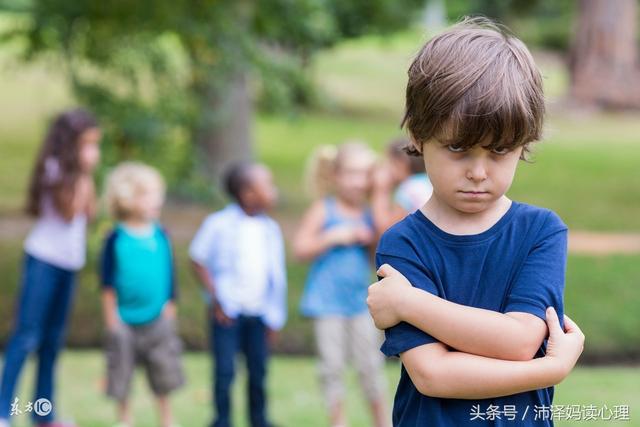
[371,266,547,361]
[367,265,584,399]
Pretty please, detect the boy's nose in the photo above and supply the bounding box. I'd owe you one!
[466,161,488,182]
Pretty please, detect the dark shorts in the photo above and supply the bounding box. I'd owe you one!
[105,316,184,400]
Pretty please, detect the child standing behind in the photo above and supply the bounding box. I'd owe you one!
[189,162,287,427]
[100,162,184,427]
[294,142,389,427]
[0,109,100,427]
[371,138,433,235]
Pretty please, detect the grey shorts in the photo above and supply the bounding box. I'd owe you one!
[105,316,185,400]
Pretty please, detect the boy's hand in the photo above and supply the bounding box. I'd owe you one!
[544,307,585,380]
[105,313,122,332]
[266,328,278,347]
[163,302,177,320]
[211,300,234,326]
[367,264,413,329]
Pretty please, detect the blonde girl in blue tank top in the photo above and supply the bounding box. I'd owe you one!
[294,142,390,427]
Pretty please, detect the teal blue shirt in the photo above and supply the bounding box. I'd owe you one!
[100,223,177,325]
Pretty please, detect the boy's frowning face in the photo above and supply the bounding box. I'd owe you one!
[422,138,522,214]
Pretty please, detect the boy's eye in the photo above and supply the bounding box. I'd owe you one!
[490,147,511,155]
[446,145,466,153]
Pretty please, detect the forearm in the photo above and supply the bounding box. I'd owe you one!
[101,290,119,327]
[371,189,404,235]
[400,287,539,360]
[72,174,94,218]
[85,178,97,220]
[191,261,216,296]
[163,300,177,319]
[293,232,335,261]
[404,346,562,399]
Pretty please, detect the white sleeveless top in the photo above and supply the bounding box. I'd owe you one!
[23,158,87,271]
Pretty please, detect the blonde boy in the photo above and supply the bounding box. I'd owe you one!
[101,162,184,427]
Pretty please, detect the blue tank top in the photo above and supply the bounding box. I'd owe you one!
[299,197,374,317]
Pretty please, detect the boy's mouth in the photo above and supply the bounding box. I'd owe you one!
[459,190,491,199]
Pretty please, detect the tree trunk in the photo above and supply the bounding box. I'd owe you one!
[195,73,254,186]
[569,0,640,109]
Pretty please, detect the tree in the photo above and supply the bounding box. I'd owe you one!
[569,0,640,109]
[0,0,424,192]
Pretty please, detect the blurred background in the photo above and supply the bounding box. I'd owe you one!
[0,0,638,425]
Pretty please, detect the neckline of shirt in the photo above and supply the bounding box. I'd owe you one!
[118,222,158,238]
[412,201,520,245]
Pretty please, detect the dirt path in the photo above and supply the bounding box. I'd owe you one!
[1,207,639,256]
[568,231,640,255]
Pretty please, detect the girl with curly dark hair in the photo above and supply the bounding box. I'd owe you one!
[0,108,101,427]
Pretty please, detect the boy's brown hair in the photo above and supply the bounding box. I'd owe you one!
[402,17,544,158]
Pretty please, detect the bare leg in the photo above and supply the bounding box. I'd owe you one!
[330,399,348,427]
[157,394,173,427]
[370,397,390,427]
[117,398,132,427]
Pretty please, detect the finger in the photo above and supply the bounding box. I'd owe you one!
[563,314,583,335]
[545,307,562,337]
[376,263,398,278]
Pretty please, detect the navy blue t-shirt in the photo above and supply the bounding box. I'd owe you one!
[376,201,567,426]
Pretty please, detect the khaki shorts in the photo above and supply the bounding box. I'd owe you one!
[314,313,387,409]
[105,316,184,400]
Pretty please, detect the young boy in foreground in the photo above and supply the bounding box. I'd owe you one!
[366,18,585,426]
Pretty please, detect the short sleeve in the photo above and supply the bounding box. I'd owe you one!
[393,187,413,213]
[503,212,568,322]
[99,230,118,289]
[189,215,217,264]
[376,252,441,357]
[159,227,179,301]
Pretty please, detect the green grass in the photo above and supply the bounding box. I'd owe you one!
[5,351,639,427]
[565,255,640,357]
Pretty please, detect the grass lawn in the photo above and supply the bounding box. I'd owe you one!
[4,351,639,427]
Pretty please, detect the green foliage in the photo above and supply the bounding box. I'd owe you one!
[0,0,424,191]
[444,0,575,51]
